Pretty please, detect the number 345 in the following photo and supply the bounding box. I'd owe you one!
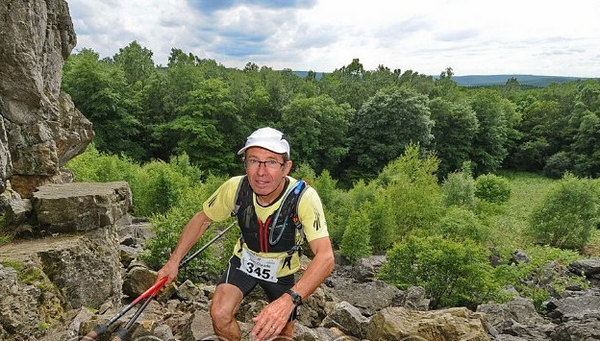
[245,262,271,279]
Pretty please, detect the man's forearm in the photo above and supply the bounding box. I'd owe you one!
[292,238,335,299]
[168,211,212,265]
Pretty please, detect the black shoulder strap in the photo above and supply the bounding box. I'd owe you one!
[232,175,252,217]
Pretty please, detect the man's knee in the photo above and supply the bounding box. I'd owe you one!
[210,300,236,323]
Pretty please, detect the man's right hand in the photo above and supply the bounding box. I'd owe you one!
[156,260,179,287]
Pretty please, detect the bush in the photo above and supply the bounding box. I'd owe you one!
[492,245,585,313]
[526,173,599,250]
[130,156,201,217]
[340,207,372,264]
[431,206,488,243]
[65,144,138,183]
[475,173,511,204]
[140,174,236,282]
[377,235,499,309]
[543,151,571,179]
[441,169,476,208]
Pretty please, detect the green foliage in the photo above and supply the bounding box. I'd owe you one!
[475,173,511,204]
[526,173,599,250]
[468,89,509,175]
[130,156,201,216]
[65,144,203,217]
[429,97,479,178]
[348,87,434,179]
[140,174,236,281]
[65,144,138,183]
[376,145,443,238]
[281,95,353,174]
[339,208,372,264]
[430,206,489,244]
[378,235,499,309]
[441,166,476,209]
[492,245,585,312]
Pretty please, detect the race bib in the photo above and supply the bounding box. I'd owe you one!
[239,248,281,283]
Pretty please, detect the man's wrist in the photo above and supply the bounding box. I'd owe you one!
[285,289,303,306]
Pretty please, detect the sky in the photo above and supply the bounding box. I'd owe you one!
[67,0,600,78]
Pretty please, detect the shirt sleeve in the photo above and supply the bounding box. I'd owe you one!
[297,186,329,242]
[202,176,243,222]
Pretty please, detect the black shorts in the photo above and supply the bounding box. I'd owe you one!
[218,255,299,320]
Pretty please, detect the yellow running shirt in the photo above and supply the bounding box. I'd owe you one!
[203,175,329,278]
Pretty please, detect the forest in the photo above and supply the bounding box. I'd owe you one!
[60,41,600,311]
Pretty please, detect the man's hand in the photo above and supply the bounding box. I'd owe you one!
[251,294,295,340]
[155,260,179,287]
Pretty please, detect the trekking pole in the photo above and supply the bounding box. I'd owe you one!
[79,277,168,341]
[79,220,236,341]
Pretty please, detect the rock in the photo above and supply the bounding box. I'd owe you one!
[350,255,386,282]
[478,297,554,340]
[321,301,370,339]
[545,290,600,321]
[32,182,132,233]
[122,265,157,299]
[550,312,600,341]
[181,310,216,341]
[0,0,94,196]
[569,257,600,280]
[0,264,48,340]
[366,306,491,341]
[326,279,404,316]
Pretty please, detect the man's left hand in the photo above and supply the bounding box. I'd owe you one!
[250,294,294,340]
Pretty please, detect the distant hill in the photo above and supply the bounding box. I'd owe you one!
[291,71,592,87]
[450,74,591,87]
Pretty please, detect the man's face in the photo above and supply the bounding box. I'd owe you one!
[244,147,292,199]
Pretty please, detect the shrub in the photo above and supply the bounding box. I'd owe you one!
[475,173,511,204]
[65,143,138,183]
[543,151,571,179]
[140,175,235,282]
[130,157,200,216]
[377,235,499,309]
[431,206,488,243]
[441,169,476,208]
[526,173,599,250]
[340,207,372,264]
[492,245,585,313]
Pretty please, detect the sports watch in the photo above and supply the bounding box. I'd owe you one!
[285,289,303,306]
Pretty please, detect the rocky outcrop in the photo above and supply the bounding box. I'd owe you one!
[0,0,94,197]
[0,182,131,341]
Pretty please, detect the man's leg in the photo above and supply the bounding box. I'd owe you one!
[210,283,244,341]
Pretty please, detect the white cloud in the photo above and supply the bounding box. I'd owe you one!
[66,0,600,77]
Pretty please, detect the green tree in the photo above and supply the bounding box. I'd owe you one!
[429,97,479,177]
[62,48,143,159]
[526,174,599,250]
[347,87,434,179]
[281,95,353,174]
[378,235,498,309]
[468,89,509,175]
[340,208,372,264]
[169,78,240,173]
[113,41,155,86]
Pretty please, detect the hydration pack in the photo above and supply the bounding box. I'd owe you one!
[231,176,307,254]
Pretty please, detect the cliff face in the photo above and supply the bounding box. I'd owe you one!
[0,0,94,197]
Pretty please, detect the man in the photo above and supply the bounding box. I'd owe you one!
[156,127,335,341]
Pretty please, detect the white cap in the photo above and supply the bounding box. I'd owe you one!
[237,127,290,157]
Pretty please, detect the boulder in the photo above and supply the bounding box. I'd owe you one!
[32,181,132,233]
[366,306,491,341]
[478,297,554,340]
[321,301,370,339]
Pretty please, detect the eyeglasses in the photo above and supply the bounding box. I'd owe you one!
[244,158,286,170]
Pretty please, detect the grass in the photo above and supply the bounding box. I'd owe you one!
[484,171,556,249]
